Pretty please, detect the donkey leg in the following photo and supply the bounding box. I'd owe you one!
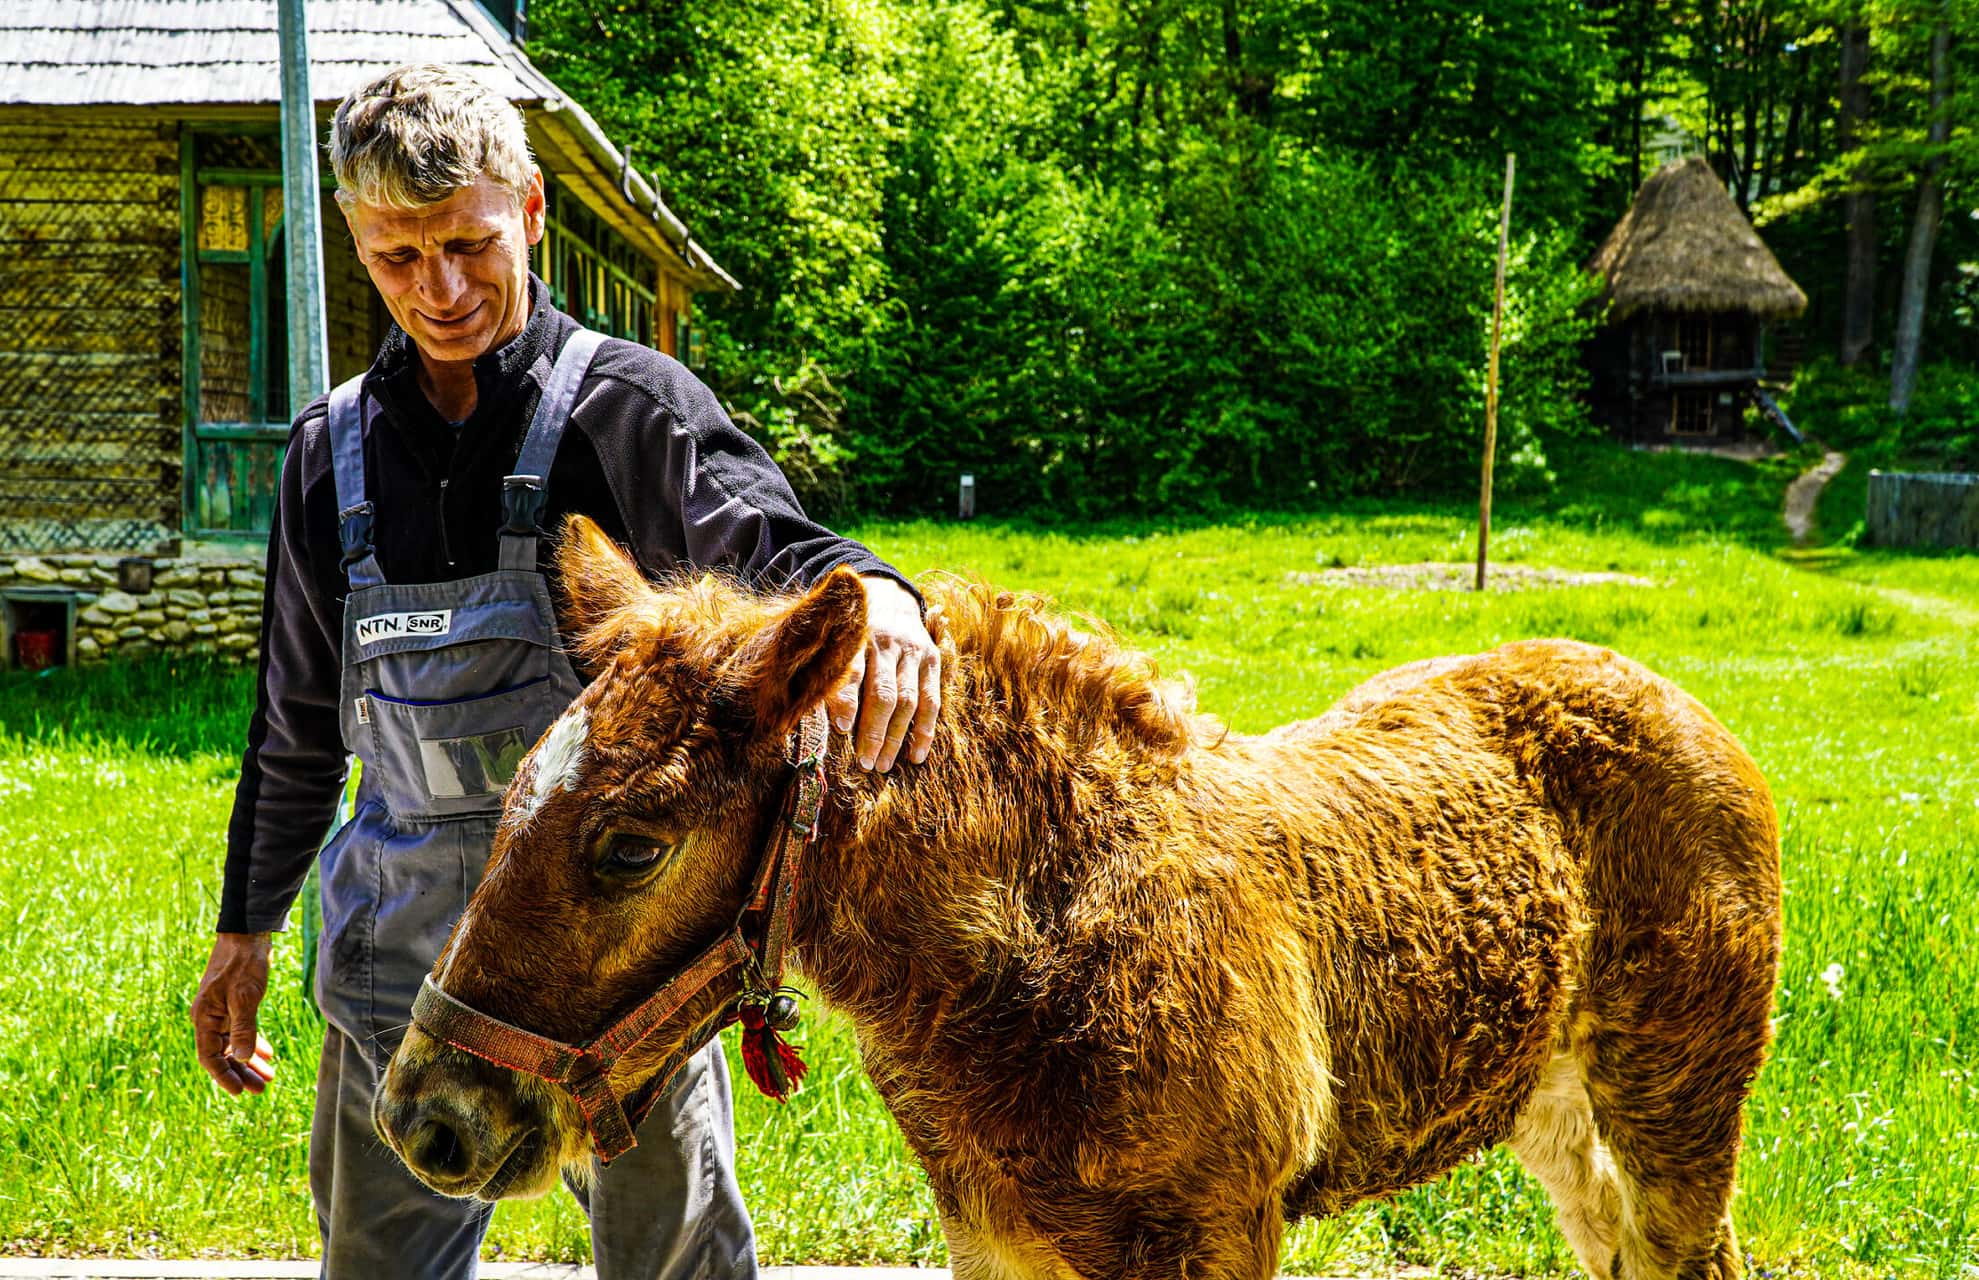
[942,1208,1084,1280]
[1027,1192,1282,1280]
[1579,920,1773,1280]
[1104,1201,1284,1280]
[1508,1046,1623,1279]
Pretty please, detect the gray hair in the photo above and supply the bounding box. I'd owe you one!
[330,64,536,210]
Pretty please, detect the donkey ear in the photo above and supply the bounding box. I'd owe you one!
[739,568,869,739]
[554,514,652,653]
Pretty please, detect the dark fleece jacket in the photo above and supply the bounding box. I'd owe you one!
[217,276,908,933]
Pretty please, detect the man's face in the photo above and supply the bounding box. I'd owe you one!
[344,171,546,368]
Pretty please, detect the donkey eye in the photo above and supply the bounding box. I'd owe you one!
[598,833,673,877]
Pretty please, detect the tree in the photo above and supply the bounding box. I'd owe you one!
[1838,10,1876,364]
[1890,10,1952,413]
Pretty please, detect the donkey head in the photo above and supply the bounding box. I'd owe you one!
[374,515,867,1200]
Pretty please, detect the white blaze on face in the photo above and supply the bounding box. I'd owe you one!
[513,704,590,826]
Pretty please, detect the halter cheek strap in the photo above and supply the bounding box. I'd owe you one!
[414,933,755,1160]
[411,705,831,1163]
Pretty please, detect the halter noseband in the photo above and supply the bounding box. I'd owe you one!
[410,706,830,1162]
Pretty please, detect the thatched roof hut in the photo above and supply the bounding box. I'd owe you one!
[1589,157,1807,322]
[1584,158,1806,444]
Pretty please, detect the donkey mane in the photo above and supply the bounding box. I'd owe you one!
[570,567,1209,756]
[565,567,784,672]
[924,574,1208,757]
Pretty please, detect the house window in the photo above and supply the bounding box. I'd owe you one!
[1671,391,1714,436]
[676,311,705,367]
[179,128,382,541]
[182,129,289,540]
[539,177,657,348]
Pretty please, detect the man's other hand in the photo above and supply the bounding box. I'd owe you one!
[192,932,278,1096]
[828,577,941,773]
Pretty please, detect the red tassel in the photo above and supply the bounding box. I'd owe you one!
[739,1005,808,1102]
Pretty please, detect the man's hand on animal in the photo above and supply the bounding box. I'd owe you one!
[830,575,941,773]
[190,931,277,1096]
[202,62,949,1272]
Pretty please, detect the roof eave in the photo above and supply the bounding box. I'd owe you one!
[442,0,738,294]
[1604,286,1809,323]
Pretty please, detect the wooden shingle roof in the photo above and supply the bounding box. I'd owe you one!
[0,0,738,291]
[0,0,555,106]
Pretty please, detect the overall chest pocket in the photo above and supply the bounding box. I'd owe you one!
[344,585,572,823]
[359,672,566,820]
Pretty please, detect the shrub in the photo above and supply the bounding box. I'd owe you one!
[1786,359,1979,472]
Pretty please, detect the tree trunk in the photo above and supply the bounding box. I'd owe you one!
[1627,0,1653,194]
[1890,18,1951,416]
[1839,17,1876,367]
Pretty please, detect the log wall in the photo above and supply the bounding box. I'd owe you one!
[324,211,381,385]
[0,114,181,554]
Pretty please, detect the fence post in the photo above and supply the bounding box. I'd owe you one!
[1476,153,1515,591]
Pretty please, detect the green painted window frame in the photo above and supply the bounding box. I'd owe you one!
[540,176,657,346]
[179,126,294,544]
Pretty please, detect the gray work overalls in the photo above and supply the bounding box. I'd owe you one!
[311,329,758,1280]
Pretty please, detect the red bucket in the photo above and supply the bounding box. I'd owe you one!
[14,629,61,671]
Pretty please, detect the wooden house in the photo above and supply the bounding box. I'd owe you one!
[0,0,736,668]
[1585,157,1806,444]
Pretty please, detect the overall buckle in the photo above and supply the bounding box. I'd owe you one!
[338,501,376,571]
[501,475,548,537]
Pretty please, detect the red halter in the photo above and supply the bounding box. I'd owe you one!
[410,707,829,1162]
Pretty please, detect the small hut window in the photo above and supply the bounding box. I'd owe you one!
[186,131,288,541]
[1674,315,1714,372]
[180,129,383,543]
[1671,391,1714,436]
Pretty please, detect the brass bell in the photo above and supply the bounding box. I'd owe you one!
[765,993,801,1032]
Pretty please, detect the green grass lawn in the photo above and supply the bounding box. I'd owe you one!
[1,443,1974,1277]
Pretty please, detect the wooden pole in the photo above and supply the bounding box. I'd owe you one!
[1476,153,1515,592]
[278,0,329,410]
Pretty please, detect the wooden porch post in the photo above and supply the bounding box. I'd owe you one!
[278,0,329,410]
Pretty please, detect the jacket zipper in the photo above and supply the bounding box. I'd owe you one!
[439,477,455,568]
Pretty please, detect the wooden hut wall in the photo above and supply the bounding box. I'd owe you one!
[1593,309,1766,443]
[658,270,691,364]
[0,114,181,555]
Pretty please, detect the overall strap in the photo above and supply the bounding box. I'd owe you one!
[327,374,385,589]
[500,328,609,572]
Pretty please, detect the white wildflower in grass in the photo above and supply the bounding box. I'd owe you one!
[1821,962,1847,1001]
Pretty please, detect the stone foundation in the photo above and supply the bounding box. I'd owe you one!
[0,554,264,667]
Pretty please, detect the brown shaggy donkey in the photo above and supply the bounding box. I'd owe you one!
[377,516,1782,1280]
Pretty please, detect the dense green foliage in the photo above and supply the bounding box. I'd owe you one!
[1788,356,1979,468]
[528,0,1976,514]
[3,447,1976,1275]
[530,0,1612,515]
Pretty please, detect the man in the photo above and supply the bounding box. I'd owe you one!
[188,64,940,1278]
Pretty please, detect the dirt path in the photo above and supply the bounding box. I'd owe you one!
[1783,450,1846,545]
